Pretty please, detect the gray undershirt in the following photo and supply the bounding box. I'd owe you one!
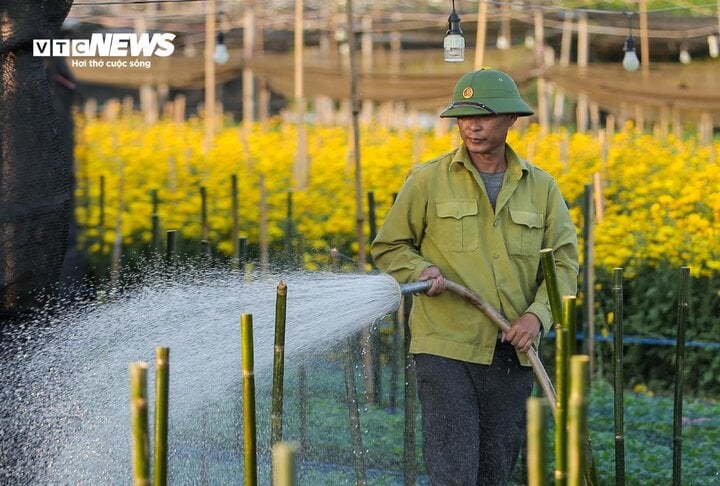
[479,170,505,210]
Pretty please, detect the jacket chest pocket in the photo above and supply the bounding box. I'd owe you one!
[508,209,545,257]
[432,200,479,252]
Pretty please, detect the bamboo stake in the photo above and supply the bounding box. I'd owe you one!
[240,313,257,486]
[271,281,288,447]
[231,174,239,269]
[259,174,269,274]
[200,186,209,241]
[573,295,599,486]
[389,306,400,412]
[672,267,690,486]
[583,184,595,376]
[342,340,367,485]
[130,362,150,486]
[527,397,548,486]
[298,364,308,455]
[154,347,169,486]
[285,192,295,267]
[401,294,417,485]
[555,319,570,486]
[539,248,563,325]
[99,175,106,255]
[272,441,299,486]
[474,0,487,69]
[613,268,625,486]
[151,189,161,253]
[567,356,589,486]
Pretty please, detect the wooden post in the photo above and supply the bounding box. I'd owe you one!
[474,0,487,69]
[243,2,256,130]
[583,185,595,377]
[294,0,309,189]
[204,0,216,151]
[613,268,626,486]
[672,267,691,486]
[639,0,650,82]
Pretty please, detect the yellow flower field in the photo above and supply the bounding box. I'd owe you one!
[75,116,720,277]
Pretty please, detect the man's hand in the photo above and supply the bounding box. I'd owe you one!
[417,266,446,296]
[502,313,542,353]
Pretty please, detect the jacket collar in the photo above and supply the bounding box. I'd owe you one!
[451,143,529,179]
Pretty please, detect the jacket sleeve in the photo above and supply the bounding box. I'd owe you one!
[370,170,434,283]
[526,179,580,333]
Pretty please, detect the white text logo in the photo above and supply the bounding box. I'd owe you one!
[33,33,176,57]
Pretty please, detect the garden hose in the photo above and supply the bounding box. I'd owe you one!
[398,279,558,418]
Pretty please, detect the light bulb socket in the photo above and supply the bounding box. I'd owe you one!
[623,35,635,52]
[446,9,463,37]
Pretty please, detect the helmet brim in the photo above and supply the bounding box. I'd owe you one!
[440,98,534,118]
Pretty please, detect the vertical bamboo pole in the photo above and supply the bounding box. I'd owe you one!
[527,397,548,486]
[154,347,169,486]
[367,190,381,405]
[554,322,568,486]
[151,189,161,253]
[613,268,625,486]
[285,192,295,267]
[272,442,298,486]
[200,186,209,241]
[258,174,269,274]
[539,248,563,325]
[639,0,650,82]
[583,184,595,377]
[555,297,575,486]
[231,174,239,269]
[294,0,309,189]
[204,0,216,151]
[98,174,105,255]
[342,340,367,485]
[130,362,150,486]
[567,356,589,486]
[672,267,690,486]
[346,0,374,407]
[347,0,365,272]
[271,282,288,447]
[298,364,308,455]
[402,294,417,486]
[474,0,487,69]
[240,313,257,486]
[243,2,256,131]
[389,307,400,412]
[110,160,124,288]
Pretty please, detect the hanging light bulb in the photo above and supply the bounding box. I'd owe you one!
[621,13,640,72]
[622,35,640,72]
[213,32,229,65]
[679,42,691,64]
[709,35,719,58]
[443,0,465,62]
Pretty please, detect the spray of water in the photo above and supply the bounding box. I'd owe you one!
[0,266,402,484]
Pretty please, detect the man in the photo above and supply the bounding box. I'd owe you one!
[371,68,579,485]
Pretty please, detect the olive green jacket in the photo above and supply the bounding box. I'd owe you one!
[370,144,579,365]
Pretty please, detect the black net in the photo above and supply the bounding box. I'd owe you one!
[1,0,74,313]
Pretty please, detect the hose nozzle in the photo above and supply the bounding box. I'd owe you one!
[399,281,433,295]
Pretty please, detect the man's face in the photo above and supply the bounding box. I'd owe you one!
[456,114,518,157]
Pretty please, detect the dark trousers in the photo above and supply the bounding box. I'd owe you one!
[414,343,534,486]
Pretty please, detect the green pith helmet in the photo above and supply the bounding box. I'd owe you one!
[440,68,534,118]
